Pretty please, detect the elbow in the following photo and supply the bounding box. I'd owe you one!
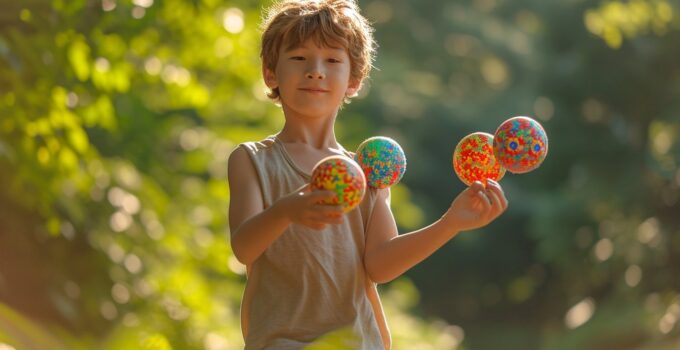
[232,249,256,267]
[370,275,393,285]
[230,236,257,266]
[365,258,397,285]
[232,249,252,266]
[368,270,397,285]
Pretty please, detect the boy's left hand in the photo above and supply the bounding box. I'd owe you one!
[442,179,508,233]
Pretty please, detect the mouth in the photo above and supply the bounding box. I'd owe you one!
[299,88,329,93]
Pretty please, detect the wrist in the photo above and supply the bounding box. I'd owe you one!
[272,196,294,225]
[439,213,462,237]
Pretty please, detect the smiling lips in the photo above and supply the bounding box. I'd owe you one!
[299,87,329,93]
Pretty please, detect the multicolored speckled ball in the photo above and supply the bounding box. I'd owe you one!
[493,116,548,174]
[453,132,506,186]
[355,136,407,189]
[310,155,366,213]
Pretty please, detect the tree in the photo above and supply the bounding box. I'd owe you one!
[0,0,462,348]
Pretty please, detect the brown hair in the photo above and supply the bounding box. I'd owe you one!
[260,0,376,102]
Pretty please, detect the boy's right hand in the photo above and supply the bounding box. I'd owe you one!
[277,184,344,230]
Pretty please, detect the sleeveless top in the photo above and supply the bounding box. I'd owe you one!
[238,136,391,350]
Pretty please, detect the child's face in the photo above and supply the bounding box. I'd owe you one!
[264,38,360,119]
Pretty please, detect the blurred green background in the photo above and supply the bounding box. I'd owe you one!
[1,0,679,349]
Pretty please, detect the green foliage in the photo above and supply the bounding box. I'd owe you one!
[584,0,675,49]
[1,0,680,349]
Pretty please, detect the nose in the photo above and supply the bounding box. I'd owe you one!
[305,61,325,80]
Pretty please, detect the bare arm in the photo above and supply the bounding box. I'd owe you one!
[227,146,344,266]
[364,180,508,284]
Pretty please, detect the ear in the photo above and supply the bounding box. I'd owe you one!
[263,65,278,89]
[345,78,362,98]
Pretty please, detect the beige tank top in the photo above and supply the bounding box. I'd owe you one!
[238,136,391,350]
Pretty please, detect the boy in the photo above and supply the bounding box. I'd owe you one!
[227,0,508,348]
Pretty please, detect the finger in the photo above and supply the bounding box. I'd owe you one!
[463,181,489,211]
[316,204,344,216]
[301,217,326,230]
[308,190,338,203]
[486,180,508,210]
[309,222,326,230]
[484,181,502,210]
[476,190,492,211]
[324,216,344,225]
[468,181,486,202]
[309,210,344,224]
[469,181,485,194]
[485,188,503,215]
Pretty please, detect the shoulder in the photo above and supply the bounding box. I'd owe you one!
[227,144,265,203]
[228,138,276,165]
[246,137,276,151]
[227,145,250,171]
[227,147,255,192]
[235,138,277,157]
[228,139,271,177]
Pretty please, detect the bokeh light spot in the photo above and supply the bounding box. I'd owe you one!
[565,298,596,329]
[223,8,245,34]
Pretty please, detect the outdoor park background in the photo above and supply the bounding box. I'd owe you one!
[1,0,680,349]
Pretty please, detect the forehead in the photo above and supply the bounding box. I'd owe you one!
[282,26,348,51]
[284,39,348,54]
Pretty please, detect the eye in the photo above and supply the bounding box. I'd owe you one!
[290,56,305,61]
[328,58,342,63]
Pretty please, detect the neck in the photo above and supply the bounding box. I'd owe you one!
[276,110,340,150]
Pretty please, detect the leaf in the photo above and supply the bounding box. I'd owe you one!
[67,38,91,81]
